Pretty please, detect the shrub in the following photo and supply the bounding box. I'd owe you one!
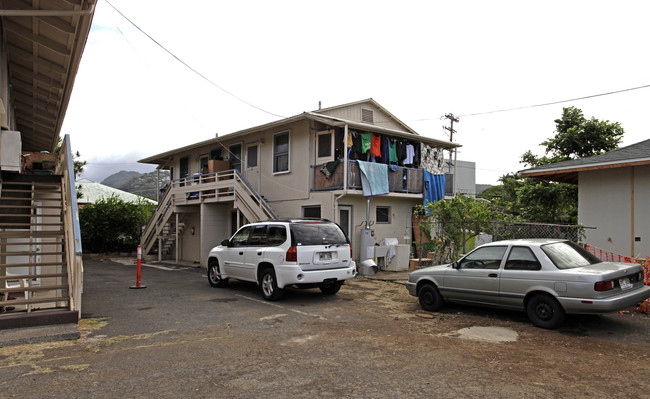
[79,196,156,253]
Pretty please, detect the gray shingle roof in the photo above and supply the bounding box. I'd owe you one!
[519,138,650,183]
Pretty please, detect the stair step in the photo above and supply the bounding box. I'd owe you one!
[0,272,67,280]
[0,231,65,238]
[0,222,63,227]
[0,251,64,256]
[0,284,68,294]
[0,261,66,268]
[0,204,62,209]
[0,296,69,307]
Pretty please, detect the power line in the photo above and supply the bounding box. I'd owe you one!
[104,0,286,119]
[457,84,650,118]
[408,83,650,122]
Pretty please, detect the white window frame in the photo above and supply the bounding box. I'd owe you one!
[302,205,321,219]
[316,130,335,164]
[273,131,290,174]
[376,206,391,224]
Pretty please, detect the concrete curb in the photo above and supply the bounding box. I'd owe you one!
[0,323,79,347]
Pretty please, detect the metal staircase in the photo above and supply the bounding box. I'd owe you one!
[140,169,277,259]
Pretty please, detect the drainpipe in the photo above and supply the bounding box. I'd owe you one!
[631,167,635,257]
[343,124,349,191]
[332,123,350,224]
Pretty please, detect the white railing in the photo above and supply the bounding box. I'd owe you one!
[140,169,277,256]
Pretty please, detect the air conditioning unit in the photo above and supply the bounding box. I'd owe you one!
[0,130,22,172]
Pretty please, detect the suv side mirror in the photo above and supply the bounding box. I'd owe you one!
[220,239,231,247]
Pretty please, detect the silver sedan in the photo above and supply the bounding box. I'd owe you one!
[406,239,650,329]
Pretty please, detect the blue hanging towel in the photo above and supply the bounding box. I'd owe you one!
[357,161,389,197]
[423,170,445,211]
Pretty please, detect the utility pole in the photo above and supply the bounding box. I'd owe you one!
[442,113,459,196]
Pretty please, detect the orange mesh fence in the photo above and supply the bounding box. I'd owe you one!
[584,245,650,312]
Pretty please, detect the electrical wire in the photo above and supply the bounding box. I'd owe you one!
[104,0,286,119]
[458,84,650,118]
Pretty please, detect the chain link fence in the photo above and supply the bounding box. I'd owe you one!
[489,222,585,243]
[414,221,586,266]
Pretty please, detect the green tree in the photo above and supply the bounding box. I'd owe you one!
[495,106,623,223]
[521,106,623,167]
[79,196,156,253]
[415,196,513,261]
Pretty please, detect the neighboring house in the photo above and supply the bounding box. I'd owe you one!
[0,2,95,329]
[446,159,476,196]
[520,139,650,258]
[139,99,459,267]
[76,178,157,207]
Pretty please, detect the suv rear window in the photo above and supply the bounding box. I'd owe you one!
[290,223,347,246]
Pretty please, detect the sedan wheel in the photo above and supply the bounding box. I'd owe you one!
[527,294,565,329]
[418,284,444,312]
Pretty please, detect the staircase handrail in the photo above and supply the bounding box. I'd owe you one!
[233,169,278,220]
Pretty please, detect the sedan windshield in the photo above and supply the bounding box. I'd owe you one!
[541,241,602,269]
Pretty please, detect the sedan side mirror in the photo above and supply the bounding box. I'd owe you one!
[451,261,460,269]
[220,239,231,247]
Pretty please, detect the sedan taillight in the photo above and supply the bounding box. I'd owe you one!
[286,246,297,262]
[594,280,615,291]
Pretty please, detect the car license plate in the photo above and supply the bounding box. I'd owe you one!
[619,278,633,290]
[319,252,332,261]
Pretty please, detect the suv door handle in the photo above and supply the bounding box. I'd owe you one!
[238,251,244,255]
[257,252,262,256]
[488,273,498,278]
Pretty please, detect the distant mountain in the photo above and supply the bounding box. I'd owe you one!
[102,170,170,200]
[101,171,141,188]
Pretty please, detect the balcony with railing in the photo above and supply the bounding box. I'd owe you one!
[312,160,423,194]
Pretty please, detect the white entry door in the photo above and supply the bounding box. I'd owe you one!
[245,143,260,192]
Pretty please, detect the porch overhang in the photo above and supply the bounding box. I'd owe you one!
[0,0,97,152]
[520,158,650,184]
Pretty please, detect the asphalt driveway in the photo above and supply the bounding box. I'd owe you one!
[0,257,649,399]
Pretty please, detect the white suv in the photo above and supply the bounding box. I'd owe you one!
[207,219,357,300]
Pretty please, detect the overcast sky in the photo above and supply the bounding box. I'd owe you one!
[62,0,650,185]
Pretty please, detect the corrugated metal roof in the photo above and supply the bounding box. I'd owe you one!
[76,178,157,205]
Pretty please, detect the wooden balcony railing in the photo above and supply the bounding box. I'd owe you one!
[313,160,423,194]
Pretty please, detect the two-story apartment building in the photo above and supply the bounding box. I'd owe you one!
[139,99,459,267]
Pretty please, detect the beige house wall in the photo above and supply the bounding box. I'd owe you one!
[271,192,418,262]
[317,103,405,131]
[579,165,649,258]
[200,203,231,267]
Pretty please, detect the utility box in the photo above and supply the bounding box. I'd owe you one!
[0,130,21,172]
[385,244,410,271]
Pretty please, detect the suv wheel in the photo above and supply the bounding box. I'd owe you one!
[208,259,228,288]
[260,268,284,301]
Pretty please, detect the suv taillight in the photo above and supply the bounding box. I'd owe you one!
[349,243,353,258]
[286,246,297,262]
